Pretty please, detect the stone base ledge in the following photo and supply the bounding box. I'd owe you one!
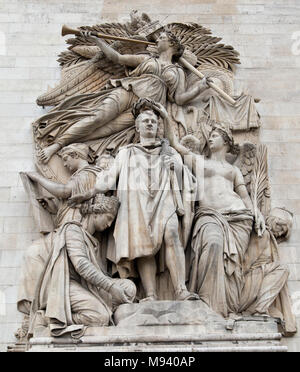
[28,319,286,352]
[10,300,288,352]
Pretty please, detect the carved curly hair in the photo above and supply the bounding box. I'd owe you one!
[80,194,120,217]
[132,98,161,119]
[163,29,185,61]
[210,124,240,155]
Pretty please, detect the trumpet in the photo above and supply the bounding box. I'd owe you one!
[61,24,156,46]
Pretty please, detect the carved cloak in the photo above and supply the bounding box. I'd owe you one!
[29,222,112,338]
[188,207,253,317]
[17,166,101,317]
[104,142,196,278]
[242,230,297,336]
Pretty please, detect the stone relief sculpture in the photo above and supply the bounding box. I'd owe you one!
[161,105,264,318]
[240,207,296,335]
[14,11,297,350]
[30,194,135,338]
[69,99,198,302]
[16,144,135,338]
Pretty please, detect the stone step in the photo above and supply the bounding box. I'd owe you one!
[28,343,287,352]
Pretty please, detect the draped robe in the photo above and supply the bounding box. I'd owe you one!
[100,141,196,278]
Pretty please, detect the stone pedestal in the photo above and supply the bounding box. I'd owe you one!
[26,301,287,352]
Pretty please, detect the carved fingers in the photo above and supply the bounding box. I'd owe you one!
[255,211,266,237]
[151,102,168,120]
[67,193,87,207]
[162,155,175,170]
[201,77,213,90]
[80,31,98,42]
[110,283,131,304]
[37,144,60,164]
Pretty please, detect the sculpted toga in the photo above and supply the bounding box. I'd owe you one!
[70,99,198,302]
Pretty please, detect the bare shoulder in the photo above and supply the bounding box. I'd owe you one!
[232,164,246,182]
[236,164,244,174]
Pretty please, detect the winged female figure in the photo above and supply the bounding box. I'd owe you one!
[37,30,212,164]
[153,102,265,318]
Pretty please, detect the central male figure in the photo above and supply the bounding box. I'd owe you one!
[70,99,197,302]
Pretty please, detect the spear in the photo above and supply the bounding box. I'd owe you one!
[61,25,236,105]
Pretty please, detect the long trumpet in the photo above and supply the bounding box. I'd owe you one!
[62,24,156,46]
[61,25,236,105]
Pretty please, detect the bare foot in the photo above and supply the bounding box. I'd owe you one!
[139,293,158,303]
[253,312,270,318]
[175,289,199,301]
[226,319,235,330]
[228,312,242,321]
[38,143,61,163]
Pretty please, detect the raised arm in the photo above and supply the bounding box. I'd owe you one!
[152,103,190,156]
[152,102,200,174]
[27,172,72,199]
[68,152,122,206]
[88,34,147,68]
[174,69,211,106]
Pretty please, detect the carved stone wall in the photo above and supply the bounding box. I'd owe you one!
[0,0,300,351]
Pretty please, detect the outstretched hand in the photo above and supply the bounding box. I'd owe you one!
[67,193,88,207]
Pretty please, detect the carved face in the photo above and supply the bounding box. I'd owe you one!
[271,218,289,239]
[208,130,228,153]
[97,155,114,170]
[135,110,159,140]
[157,32,174,54]
[267,208,293,241]
[62,153,80,172]
[93,212,115,232]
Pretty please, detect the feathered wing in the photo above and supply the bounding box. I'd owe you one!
[36,56,125,107]
[166,22,240,71]
[234,143,271,217]
[249,144,271,217]
[234,142,257,195]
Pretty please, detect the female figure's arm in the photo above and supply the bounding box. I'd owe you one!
[68,152,122,206]
[27,172,72,199]
[152,102,200,173]
[88,34,147,68]
[174,69,211,106]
